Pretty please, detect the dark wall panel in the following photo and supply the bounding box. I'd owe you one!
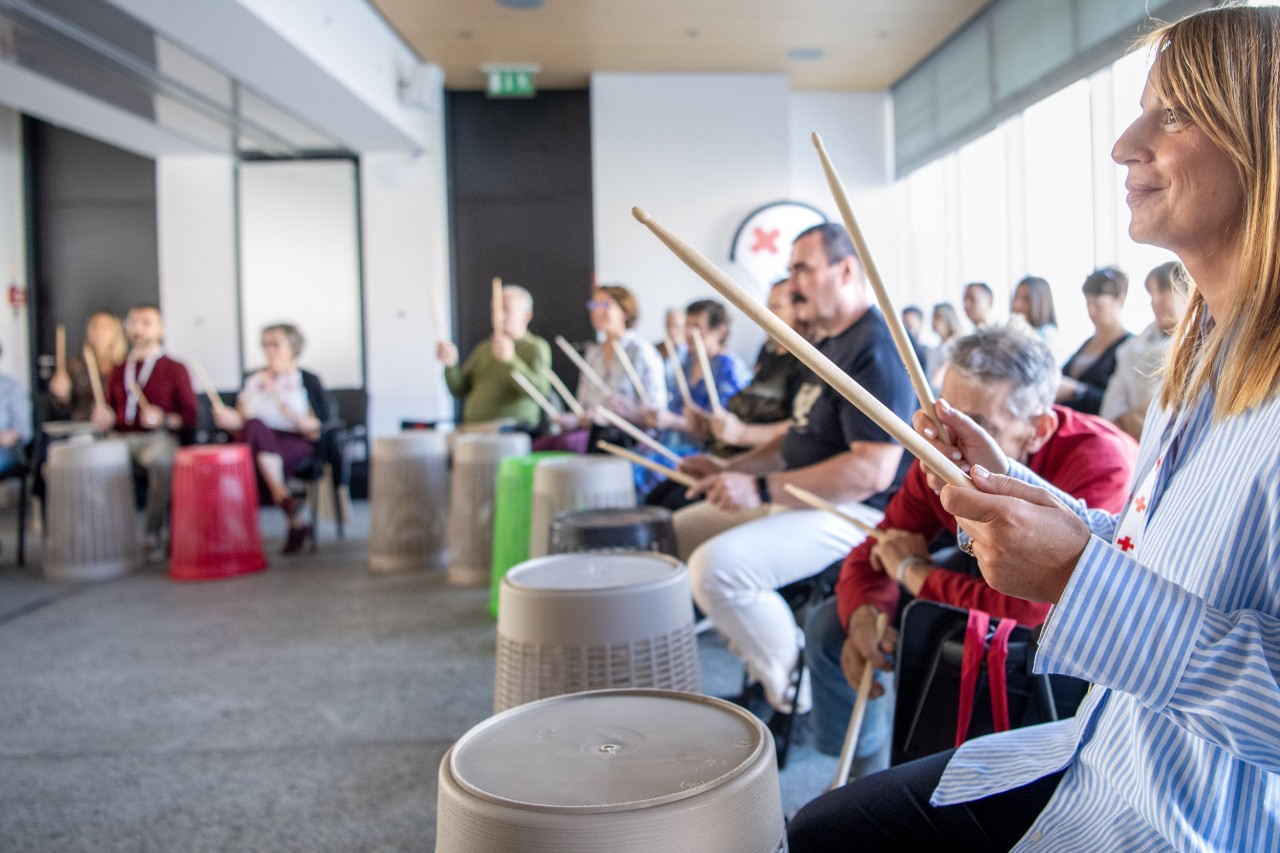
[446,90,595,399]
[27,118,159,385]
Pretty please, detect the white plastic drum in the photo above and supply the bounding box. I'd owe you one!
[367,432,450,573]
[528,456,635,558]
[447,432,531,586]
[494,552,700,712]
[436,689,786,853]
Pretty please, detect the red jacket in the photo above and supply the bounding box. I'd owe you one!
[835,406,1137,628]
[106,354,198,434]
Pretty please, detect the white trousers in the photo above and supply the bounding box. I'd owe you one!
[674,500,881,713]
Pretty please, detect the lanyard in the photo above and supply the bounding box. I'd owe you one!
[124,351,162,424]
[1112,404,1191,556]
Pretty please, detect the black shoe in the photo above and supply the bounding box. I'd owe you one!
[766,708,812,769]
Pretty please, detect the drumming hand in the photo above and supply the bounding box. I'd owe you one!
[692,472,761,512]
[49,369,72,402]
[940,465,1088,604]
[677,454,727,479]
[914,398,1009,495]
[437,340,459,367]
[213,407,243,432]
[869,531,929,575]
[683,405,711,440]
[0,430,19,448]
[138,404,164,430]
[709,411,746,445]
[841,604,896,698]
[91,404,115,432]
[491,335,515,363]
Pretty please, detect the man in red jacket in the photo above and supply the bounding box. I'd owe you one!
[91,304,198,555]
[804,323,1137,769]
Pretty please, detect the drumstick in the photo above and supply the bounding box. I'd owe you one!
[543,366,586,417]
[191,359,228,415]
[631,207,968,489]
[55,324,66,374]
[554,335,612,397]
[130,380,150,409]
[596,440,697,488]
[83,345,105,408]
[510,370,560,421]
[612,341,653,408]
[783,484,876,535]
[491,277,505,338]
[812,132,945,440]
[689,326,722,415]
[665,333,694,409]
[832,611,889,789]
[596,406,681,465]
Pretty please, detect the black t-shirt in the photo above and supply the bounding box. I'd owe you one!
[780,306,916,510]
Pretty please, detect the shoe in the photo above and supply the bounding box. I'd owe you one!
[143,532,167,563]
[281,496,302,519]
[766,708,812,769]
[282,523,314,555]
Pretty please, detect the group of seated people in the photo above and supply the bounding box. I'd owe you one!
[44,305,329,556]
[903,258,1189,443]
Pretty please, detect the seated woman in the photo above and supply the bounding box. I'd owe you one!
[1057,266,1132,414]
[49,312,127,422]
[214,324,328,554]
[1010,275,1059,352]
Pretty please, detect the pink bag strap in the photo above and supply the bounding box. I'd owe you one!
[955,609,990,748]
[986,618,1018,733]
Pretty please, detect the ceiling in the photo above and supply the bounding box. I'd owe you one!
[371,0,993,92]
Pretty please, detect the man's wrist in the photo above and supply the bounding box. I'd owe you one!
[896,554,929,585]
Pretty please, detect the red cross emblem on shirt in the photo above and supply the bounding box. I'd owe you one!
[1134,496,1147,513]
[1117,536,1135,552]
[751,227,780,254]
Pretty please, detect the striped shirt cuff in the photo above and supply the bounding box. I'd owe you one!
[1037,534,1205,712]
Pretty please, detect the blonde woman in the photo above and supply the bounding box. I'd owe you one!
[49,312,127,422]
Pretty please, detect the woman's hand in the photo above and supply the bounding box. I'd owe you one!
[91,404,115,432]
[677,454,727,479]
[49,370,72,403]
[214,407,244,432]
[709,411,747,445]
[915,398,1010,494]
[684,405,712,439]
[940,465,1089,604]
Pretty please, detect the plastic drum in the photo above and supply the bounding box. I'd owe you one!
[494,552,700,712]
[527,456,635,558]
[436,689,786,853]
[368,432,450,572]
[447,433,531,586]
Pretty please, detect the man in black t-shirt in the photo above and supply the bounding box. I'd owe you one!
[674,223,916,736]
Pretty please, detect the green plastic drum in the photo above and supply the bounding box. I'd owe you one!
[489,451,575,616]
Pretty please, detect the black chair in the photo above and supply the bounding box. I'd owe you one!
[286,389,367,547]
[0,444,31,566]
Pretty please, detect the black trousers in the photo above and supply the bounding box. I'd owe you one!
[787,750,1065,853]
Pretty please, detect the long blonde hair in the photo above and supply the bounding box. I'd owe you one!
[1146,6,1280,419]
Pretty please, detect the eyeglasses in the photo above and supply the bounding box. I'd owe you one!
[586,299,614,310]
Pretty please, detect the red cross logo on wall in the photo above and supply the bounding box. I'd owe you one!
[751,227,780,254]
[1117,536,1134,552]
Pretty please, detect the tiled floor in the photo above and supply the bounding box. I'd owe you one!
[0,503,840,851]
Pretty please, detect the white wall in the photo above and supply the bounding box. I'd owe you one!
[592,76,905,363]
[592,74,792,362]
[0,108,30,390]
[156,155,240,387]
[787,92,911,309]
[361,148,454,437]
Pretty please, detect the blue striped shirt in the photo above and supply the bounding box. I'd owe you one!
[934,385,1280,851]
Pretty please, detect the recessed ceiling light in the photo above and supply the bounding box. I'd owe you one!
[788,48,825,62]
[497,0,544,8]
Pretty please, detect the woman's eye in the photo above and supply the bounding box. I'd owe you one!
[1162,107,1180,128]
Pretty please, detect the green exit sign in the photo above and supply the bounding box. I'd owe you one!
[487,69,536,98]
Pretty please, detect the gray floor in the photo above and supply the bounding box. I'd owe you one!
[0,503,840,852]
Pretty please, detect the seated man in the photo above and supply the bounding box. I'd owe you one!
[804,323,1137,770]
[0,342,31,476]
[437,284,552,431]
[674,223,916,734]
[91,304,197,554]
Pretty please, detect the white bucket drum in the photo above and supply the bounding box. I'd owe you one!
[436,689,786,853]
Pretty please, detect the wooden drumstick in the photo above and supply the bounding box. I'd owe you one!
[689,326,722,415]
[491,277,505,338]
[554,335,612,398]
[55,324,66,374]
[543,366,585,417]
[812,132,945,440]
[783,484,876,536]
[596,406,681,465]
[130,380,150,409]
[832,611,889,789]
[84,345,105,408]
[191,359,228,415]
[665,333,694,409]
[510,370,560,421]
[631,207,968,489]
[596,440,697,488]
[612,340,653,408]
